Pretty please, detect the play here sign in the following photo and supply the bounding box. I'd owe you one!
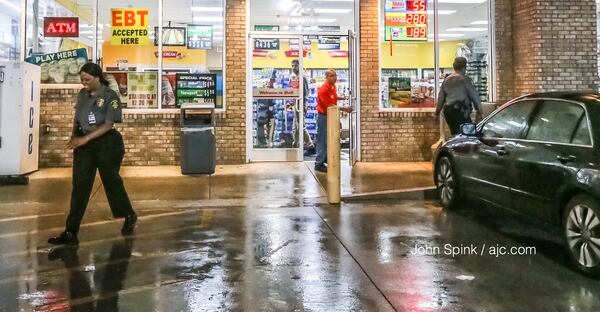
[111,8,149,45]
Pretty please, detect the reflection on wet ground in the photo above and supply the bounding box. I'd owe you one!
[1,167,600,311]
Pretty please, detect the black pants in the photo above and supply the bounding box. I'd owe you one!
[66,130,134,234]
[443,106,472,135]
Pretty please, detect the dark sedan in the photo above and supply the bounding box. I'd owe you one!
[433,92,600,276]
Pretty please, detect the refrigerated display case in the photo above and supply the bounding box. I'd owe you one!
[305,69,350,144]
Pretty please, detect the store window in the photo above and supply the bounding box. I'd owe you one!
[25,0,94,84]
[437,0,490,103]
[98,1,159,109]
[379,0,492,111]
[23,0,225,111]
[0,0,21,61]
[162,0,224,109]
[380,0,435,110]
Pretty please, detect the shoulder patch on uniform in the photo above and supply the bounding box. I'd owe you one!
[111,100,119,109]
[96,98,104,108]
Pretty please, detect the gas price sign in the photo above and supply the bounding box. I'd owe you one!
[384,0,428,41]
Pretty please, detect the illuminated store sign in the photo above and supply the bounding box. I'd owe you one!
[111,8,149,45]
[187,25,213,50]
[43,17,79,37]
[384,0,428,41]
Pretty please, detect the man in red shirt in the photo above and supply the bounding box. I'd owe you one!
[315,69,352,173]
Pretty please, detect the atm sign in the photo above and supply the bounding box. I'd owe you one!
[44,17,79,37]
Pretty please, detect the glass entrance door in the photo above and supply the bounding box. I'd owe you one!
[248,34,305,162]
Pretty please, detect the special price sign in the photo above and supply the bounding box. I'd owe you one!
[384,0,428,41]
[111,8,149,45]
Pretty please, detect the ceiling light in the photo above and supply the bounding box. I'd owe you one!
[282,25,290,31]
[316,18,336,23]
[470,20,488,25]
[314,8,352,14]
[193,16,223,22]
[436,34,466,38]
[427,10,456,15]
[0,0,20,12]
[191,7,223,12]
[280,0,294,10]
[446,27,487,31]
[438,0,487,3]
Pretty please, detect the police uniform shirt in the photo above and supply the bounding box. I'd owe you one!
[435,73,482,116]
[75,85,123,134]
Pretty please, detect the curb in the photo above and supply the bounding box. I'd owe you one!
[341,186,437,202]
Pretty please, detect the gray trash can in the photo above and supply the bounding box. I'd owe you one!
[180,108,216,174]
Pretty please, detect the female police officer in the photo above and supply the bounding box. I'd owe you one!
[48,63,137,245]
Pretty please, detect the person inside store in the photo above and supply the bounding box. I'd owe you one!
[48,63,137,246]
[314,69,352,173]
[435,56,483,135]
[291,59,316,156]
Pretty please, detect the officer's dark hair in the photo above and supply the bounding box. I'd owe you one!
[453,57,468,71]
[79,62,109,86]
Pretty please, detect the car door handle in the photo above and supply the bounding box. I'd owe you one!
[496,148,509,156]
[557,155,577,163]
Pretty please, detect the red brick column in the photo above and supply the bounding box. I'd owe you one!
[217,0,247,164]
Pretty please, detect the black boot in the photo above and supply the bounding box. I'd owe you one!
[121,214,137,235]
[48,231,79,246]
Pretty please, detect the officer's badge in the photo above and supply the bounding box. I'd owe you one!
[111,100,119,109]
[96,98,104,108]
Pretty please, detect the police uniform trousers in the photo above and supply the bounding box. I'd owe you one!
[443,106,472,135]
[66,129,134,234]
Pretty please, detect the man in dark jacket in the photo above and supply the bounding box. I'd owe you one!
[436,57,483,135]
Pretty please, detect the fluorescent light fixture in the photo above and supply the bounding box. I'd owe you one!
[316,18,336,23]
[446,27,488,32]
[191,7,223,12]
[438,0,486,3]
[314,8,352,14]
[280,0,294,10]
[427,10,456,15]
[0,0,20,12]
[79,30,94,34]
[437,33,466,38]
[193,16,223,22]
[470,20,488,25]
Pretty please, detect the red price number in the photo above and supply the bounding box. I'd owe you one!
[407,0,427,12]
[407,27,427,38]
[406,13,427,25]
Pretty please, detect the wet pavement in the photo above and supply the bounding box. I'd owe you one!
[1,163,600,311]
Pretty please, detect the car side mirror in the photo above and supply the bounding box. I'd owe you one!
[460,123,477,136]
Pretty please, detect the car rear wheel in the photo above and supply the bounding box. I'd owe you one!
[435,156,460,209]
[563,194,600,276]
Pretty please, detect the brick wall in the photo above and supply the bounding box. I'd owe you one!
[496,0,599,102]
[39,88,181,167]
[359,0,440,162]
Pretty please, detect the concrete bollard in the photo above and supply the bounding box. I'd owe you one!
[327,106,341,204]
